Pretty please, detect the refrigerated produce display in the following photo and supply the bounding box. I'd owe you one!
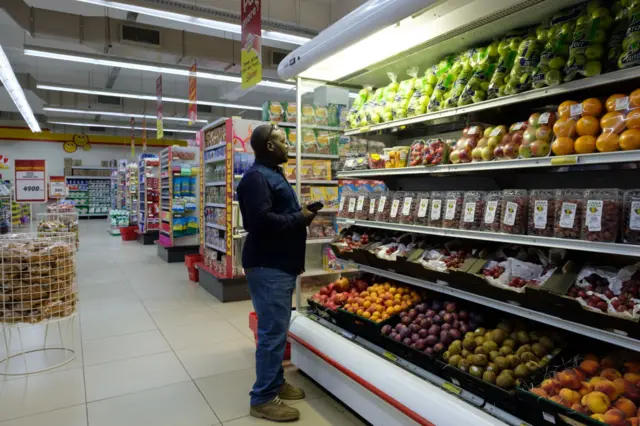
[278,1,640,425]
[137,155,160,244]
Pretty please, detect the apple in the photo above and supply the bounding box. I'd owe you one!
[504,143,518,159]
[535,125,552,142]
[459,149,472,163]
[484,127,495,138]
[465,138,478,151]
[501,133,512,146]
[481,146,495,161]
[487,136,501,149]
[523,128,537,145]
[530,140,550,157]
[477,137,489,148]
[511,130,524,146]
[450,150,461,164]
[519,143,533,158]
[472,147,483,161]
[462,127,470,137]
[528,112,541,129]
[492,125,507,137]
[494,145,504,159]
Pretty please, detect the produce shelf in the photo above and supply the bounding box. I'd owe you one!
[288,153,339,160]
[336,218,640,258]
[277,122,341,132]
[289,311,515,426]
[337,150,640,178]
[344,262,640,352]
[343,67,640,137]
[306,238,333,244]
[301,268,359,277]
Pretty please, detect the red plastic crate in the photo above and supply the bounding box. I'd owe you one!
[249,312,290,360]
[188,267,199,282]
[120,226,138,241]
[184,254,202,268]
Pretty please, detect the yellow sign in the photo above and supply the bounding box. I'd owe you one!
[241,47,262,89]
[157,119,163,140]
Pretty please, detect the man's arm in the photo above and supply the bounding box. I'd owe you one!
[239,172,314,232]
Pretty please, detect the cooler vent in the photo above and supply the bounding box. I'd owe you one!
[197,104,212,113]
[121,24,161,46]
[97,95,121,106]
[88,127,106,132]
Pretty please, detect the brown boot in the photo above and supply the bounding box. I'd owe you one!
[250,397,300,422]
[278,381,305,400]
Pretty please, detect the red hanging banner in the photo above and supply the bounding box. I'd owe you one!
[188,61,197,125]
[241,0,262,89]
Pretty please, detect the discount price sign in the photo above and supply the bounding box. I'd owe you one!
[14,159,46,202]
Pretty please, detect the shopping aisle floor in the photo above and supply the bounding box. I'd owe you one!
[0,221,367,426]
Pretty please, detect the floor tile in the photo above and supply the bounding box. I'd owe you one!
[82,330,171,366]
[175,338,255,379]
[80,310,157,340]
[0,405,87,426]
[141,295,215,314]
[161,321,247,351]
[0,368,85,422]
[212,300,255,318]
[150,306,225,329]
[195,368,255,422]
[84,352,190,401]
[87,382,219,426]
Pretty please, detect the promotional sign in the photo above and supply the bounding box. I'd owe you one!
[14,159,46,202]
[195,129,202,148]
[130,117,135,159]
[156,75,164,139]
[48,176,66,199]
[142,118,148,152]
[188,61,197,125]
[241,0,262,89]
[224,120,233,277]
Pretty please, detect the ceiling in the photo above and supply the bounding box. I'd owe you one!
[0,0,367,138]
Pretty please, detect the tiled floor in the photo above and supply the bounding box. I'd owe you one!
[0,221,366,425]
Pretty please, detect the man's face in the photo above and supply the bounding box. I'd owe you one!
[268,128,289,164]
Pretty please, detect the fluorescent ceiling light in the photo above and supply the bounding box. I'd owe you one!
[75,0,310,46]
[37,84,263,111]
[43,106,207,123]
[25,47,295,90]
[48,121,198,134]
[0,45,41,133]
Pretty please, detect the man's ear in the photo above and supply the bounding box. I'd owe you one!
[266,140,275,152]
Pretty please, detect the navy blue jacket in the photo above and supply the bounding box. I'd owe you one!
[237,161,307,275]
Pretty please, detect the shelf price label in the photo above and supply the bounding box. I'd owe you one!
[14,159,46,202]
[382,351,398,363]
[550,156,578,165]
[442,382,461,395]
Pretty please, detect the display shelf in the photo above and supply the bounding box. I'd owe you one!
[277,122,341,132]
[306,238,333,245]
[64,176,112,180]
[205,181,225,187]
[288,180,339,185]
[288,312,514,426]
[205,202,225,208]
[337,150,640,178]
[138,155,160,236]
[205,242,226,252]
[65,176,112,216]
[204,157,225,165]
[205,223,225,231]
[125,163,139,226]
[336,218,640,258]
[71,166,112,170]
[288,153,339,160]
[301,268,358,277]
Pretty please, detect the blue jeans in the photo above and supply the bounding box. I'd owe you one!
[246,267,297,406]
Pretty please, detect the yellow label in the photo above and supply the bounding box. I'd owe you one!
[442,382,461,395]
[550,156,578,165]
[241,46,262,89]
[359,126,370,132]
[399,125,406,130]
[382,351,397,362]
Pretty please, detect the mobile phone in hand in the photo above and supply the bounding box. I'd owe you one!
[306,201,324,213]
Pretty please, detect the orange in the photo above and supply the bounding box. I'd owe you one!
[576,116,600,136]
[552,137,575,155]
[558,100,578,119]
[627,108,640,129]
[554,117,577,138]
[606,94,628,112]
[582,98,603,117]
[574,135,597,154]
[601,111,626,134]
[596,132,620,152]
[620,129,640,150]
[630,89,640,108]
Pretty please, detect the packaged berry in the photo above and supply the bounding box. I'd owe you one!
[582,189,621,243]
[428,191,446,228]
[554,189,585,239]
[388,192,406,223]
[460,191,486,230]
[354,192,370,220]
[399,192,418,224]
[527,189,556,237]
[481,191,503,232]
[343,193,357,219]
[443,191,465,229]
[413,192,431,226]
[623,190,640,244]
[423,139,450,165]
[338,191,354,219]
[409,140,426,167]
[367,193,381,221]
[500,189,528,234]
[374,192,393,222]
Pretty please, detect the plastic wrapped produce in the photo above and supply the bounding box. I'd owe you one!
[407,67,436,117]
[388,191,406,223]
[348,86,371,129]
[338,191,355,219]
[391,67,418,120]
[399,192,418,224]
[458,43,500,107]
[428,191,446,228]
[354,192,370,220]
[527,189,556,237]
[554,189,586,239]
[427,56,456,113]
[374,192,392,222]
[564,2,613,82]
[423,138,450,165]
[532,5,584,89]
[487,34,523,99]
[442,50,475,110]
[606,2,629,72]
[504,37,542,95]
[413,192,431,226]
[619,0,640,69]
[366,193,380,221]
[378,73,400,123]
[443,191,464,229]
[460,191,486,230]
[500,189,528,234]
[582,188,621,242]
[409,139,426,166]
[362,88,384,126]
[482,191,503,232]
[623,189,640,243]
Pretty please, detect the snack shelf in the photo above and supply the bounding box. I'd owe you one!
[205,157,225,165]
[205,203,225,208]
[71,166,112,170]
[138,155,160,235]
[288,311,515,426]
[288,180,339,185]
[205,223,225,230]
[64,176,112,180]
[336,218,640,258]
[204,142,226,152]
[343,262,640,352]
[338,150,640,178]
[205,242,226,252]
[205,181,225,187]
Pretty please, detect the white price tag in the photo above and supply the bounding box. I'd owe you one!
[559,202,577,228]
[586,199,603,232]
[390,199,400,218]
[484,200,498,224]
[356,195,365,211]
[401,197,413,216]
[444,199,457,220]
[463,202,476,223]
[369,198,377,215]
[431,199,442,220]
[347,198,356,213]
[615,96,630,111]
[49,182,67,198]
[14,160,46,203]
[467,126,480,136]
[503,201,518,226]
[631,201,640,231]
[534,200,548,229]
[512,122,525,130]
[339,197,346,212]
[378,196,387,213]
[538,112,550,124]
[16,183,45,202]
[489,127,502,136]
[417,198,429,218]
[569,103,583,117]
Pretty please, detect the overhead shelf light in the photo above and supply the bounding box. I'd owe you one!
[48,120,198,134]
[75,0,311,46]
[43,106,208,123]
[37,84,263,111]
[24,46,295,90]
[0,45,41,133]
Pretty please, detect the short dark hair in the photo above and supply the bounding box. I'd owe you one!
[250,124,275,156]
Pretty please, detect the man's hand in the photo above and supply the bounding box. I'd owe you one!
[301,206,317,225]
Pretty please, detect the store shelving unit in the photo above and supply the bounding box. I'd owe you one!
[277,1,640,425]
[65,176,112,218]
[137,155,160,245]
[125,163,139,226]
[157,146,200,262]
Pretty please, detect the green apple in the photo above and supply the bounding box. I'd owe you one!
[487,42,500,57]
[498,41,511,57]
[510,38,523,52]
[585,44,604,60]
[577,16,590,27]
[480,81,490,91]
[498,85,507,97]
[591,7,611,19]
[426,74,438,85]
[584,61,602,76]
[592,29,607,43]
[586,1,600,14]
[423,85,434,97]
[548,56,566,70]
[471,90,486,103]
[545,70,562,86]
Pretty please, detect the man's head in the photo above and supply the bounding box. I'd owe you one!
[250,124,288,165]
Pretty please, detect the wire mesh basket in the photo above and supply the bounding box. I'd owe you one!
[35,212,80,247]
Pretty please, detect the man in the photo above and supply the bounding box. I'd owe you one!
[237,124,317,422]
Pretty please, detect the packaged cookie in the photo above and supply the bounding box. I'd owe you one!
[413,192,430,226]
[460,191,486,230]
[623,190,640,244]
[481,191,503,232]
[554,189,585,239]
[528,189,556,237]
[582,188,621,243]
[500,189,528,234]
[301,104,315,125]
[443,191,465,229]
[399,192,418,224]
[428,191,445,228]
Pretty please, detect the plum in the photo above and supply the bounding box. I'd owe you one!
[460,323,469,334]
[439,310,447,318]
[432,301,443,311]
[441,323,452,331]
[418,329,429,339]
[433,315,443,325]
[399,327,410,339]
[459,310,469,321]
[452,320,461,329]
[424,347,434,355]
[426,309,436,318]
[420,319,432,329]
[442,313,453,323]
[381,325,392,336]
[416,314,426,321]
[434,343,445,352]
[450,329,461,340]
[395,323,403,332]
[403,337,413,346]
[428,324,441,335]
[410,324,421,333]
[389,332,397,339]
[416,304,427,314]
[415,339,426,350]
[394,334,402,342]
[401,316,411,325]
[446,302,457,313]
[425,335,437,346]
[412,333,420,342]
[408,309,418,320]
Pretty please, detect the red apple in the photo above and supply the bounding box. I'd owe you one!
[493,145,504,159]
[535,125,552,142]
[511,131,524,146]
[530,140,550,157]
[504,143,518,159]
[523,128,537,145]
[528,112,541,129]
[458,149,472,163]
[450,150,461,164]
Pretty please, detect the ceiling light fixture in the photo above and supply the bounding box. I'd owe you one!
[37,84,264,111]
[0,45,41,133]
[75,0,310,45]
[25,46,295,90]
[48,120,198,134]
[43,106,207,123]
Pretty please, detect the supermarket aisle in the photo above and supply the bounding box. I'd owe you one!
[0,220,366,426]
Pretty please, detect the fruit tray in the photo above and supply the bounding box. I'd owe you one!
[517,387,605,426]
[380,334,443,375]
[328,243,356,263]
[335,308,396,344]
[307,298,340,325]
